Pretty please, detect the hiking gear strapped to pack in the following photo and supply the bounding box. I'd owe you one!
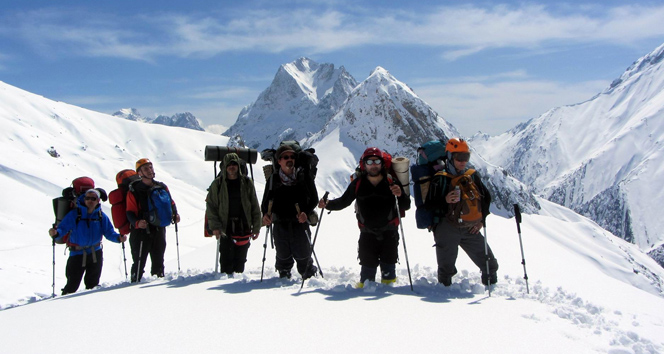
[513,204,529,294]
[436,169,483,225]
[109,169,142,235]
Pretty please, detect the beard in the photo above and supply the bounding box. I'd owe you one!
[367,168,382,177]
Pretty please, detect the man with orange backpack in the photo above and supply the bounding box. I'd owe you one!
[318,147,410,288]
[427,138,498,287]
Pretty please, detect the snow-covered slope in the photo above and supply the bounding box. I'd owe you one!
[472,43,664,260]
[1,80,664,353]
[224,57,357,150]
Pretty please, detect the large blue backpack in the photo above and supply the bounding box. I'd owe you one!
[412,140,447,230]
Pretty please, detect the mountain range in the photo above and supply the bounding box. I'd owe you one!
[113,108,204,131]
[471,43,664,267]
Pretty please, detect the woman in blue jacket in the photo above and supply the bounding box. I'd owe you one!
[49,189,127,295]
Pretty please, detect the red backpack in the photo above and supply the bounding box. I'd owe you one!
[108,170,141,235]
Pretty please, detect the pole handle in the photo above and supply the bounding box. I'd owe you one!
[513,203,522,233]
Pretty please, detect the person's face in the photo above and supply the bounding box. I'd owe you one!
[84,192,99,208]
[138,163,155,179]
[453,152,470,171]
[278,152,296,172]
[226,162,239,179]
[365,157,382,177]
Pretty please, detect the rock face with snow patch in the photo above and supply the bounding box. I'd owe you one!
[224,57,357,150]
[471,42,664,260]
[113,109,204,131]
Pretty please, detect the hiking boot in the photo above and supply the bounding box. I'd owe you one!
[302,265,318,280]
[278,269,292,279]
[438,276,452,287]
[380,278,396,286]
[481,273,498,286]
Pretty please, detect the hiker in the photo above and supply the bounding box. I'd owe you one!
[49,189,126,295]
[318,147,410,287]
[206,153,262,276]
[261,144,319,280]
[126,158,180,282]
[428,138,498,286]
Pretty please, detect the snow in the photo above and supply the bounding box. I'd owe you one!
[1,80,664,353]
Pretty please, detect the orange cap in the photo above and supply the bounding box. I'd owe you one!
[135,158,152,171]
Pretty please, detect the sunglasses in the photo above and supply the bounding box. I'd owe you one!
[454,153,470,162]
[84,197,98,201]
[280,154,295,161]
[365,159,382,166]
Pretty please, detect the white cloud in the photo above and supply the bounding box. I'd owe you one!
[414,78,610,136]
[4,4,664,61]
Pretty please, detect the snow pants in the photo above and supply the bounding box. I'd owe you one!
[272,221,314,277]
[433,221,498,283]
[357,230,399,282]
[62,249,103,295]
[129,225,166,282]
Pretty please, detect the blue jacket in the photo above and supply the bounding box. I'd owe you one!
[55,196,122,256]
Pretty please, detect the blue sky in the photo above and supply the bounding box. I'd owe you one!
[2,1,664,136]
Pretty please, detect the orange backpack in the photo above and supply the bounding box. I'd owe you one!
[437,169,483,225]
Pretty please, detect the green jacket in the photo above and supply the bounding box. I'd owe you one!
[206,153,262,234]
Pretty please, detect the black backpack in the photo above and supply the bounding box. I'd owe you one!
[261,140,319,181]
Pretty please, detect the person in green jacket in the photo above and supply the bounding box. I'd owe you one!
[206,153,262,275]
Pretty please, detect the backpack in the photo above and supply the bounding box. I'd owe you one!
[436,169,483,225]
[109,170,141,235]
[412,140,447,230]
[260,140,319,182]
[52,177,106,244]
[146,184,173,227]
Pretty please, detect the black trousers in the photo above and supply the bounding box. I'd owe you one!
[219,237,250,274]
[62,249,103,295]
[272,221,313,276]
[433,221,498,279]
[129,226,167,282]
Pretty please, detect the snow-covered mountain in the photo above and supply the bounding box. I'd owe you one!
[471,43,664,266]
[2,79,664,354]
[223,57,358,150]
[113,108,204,131]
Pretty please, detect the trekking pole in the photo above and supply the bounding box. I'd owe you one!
[513,204,529,294]
[215,234,221,274]
[310,191,329,278]
[136,240,144,283]
[175,221,181,273]
[122,241,128,282]
[483,225,491,297]
[260,200,274,282]
[296,203,323,290]
[394,194,414,291]
[52,235,56,298]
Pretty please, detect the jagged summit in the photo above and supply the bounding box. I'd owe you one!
[224,57,358,150]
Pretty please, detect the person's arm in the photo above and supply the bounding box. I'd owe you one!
[325,179,358,211]
[101,213,124,243]
[206,179,223,231]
